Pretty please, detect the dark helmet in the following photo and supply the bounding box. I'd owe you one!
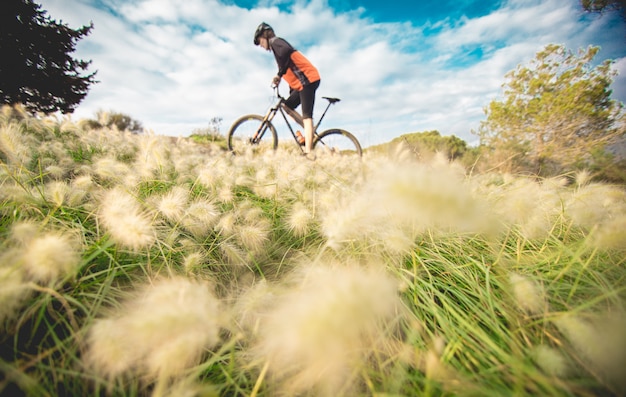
[254,22,274,45]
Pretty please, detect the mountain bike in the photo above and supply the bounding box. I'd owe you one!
[227,87,362,157]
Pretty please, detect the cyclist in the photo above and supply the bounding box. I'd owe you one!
[254,22,320,159]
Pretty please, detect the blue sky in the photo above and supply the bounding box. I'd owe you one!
[39,0,626,147]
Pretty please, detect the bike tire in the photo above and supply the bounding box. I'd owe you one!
[313,128,363,157]
[227,114,278,155]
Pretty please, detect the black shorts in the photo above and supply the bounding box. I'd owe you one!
[284,80,320,119]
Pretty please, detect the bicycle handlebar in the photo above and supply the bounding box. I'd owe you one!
[271,84,283,99]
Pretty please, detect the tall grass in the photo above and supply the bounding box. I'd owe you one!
[1,104,625,396]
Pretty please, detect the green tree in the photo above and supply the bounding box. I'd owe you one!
[368,130,469,161]
[83,110,144,134]
[581,0,625,14]
[0,0,97,114]
[478,44,624,175]
[398,130,468,160]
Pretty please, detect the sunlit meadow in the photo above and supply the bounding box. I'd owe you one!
[1,105,625,396]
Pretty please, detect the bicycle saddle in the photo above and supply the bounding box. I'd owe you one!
[323,97,341,104]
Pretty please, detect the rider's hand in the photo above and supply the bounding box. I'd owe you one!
[271,75,281,87]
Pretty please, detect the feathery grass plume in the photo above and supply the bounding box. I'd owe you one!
[93,156,131,181]
[215,212,237,236]
[574,170,593,187]
[254,264,403,396]
[1,103,30,121]
[220,203,271,254]
[68,175,94,206]
[254,164,280,199]
[0,258,31,325]
[508,272,545,315]
[254,181,278,199]
[234,172,254,187]
[219,240,248,267]
[159,379,218,397]
[286,202,313,237]
[490,177,562,240]
[20,232,81,283]
[133,133,170,179]
[44,164,66,180]
[565,183,626,229]
[0,122,32,166]
[5,221,80,283]
[380,226,416,255]
[9,221,40,245]
[321,160,490,251]
[553,312,626,391]
[0,180,20,208]
[216,183,234,204]
[232,278,276,334]
[419,335,471,393]
[99,187,156,251]
[590,215,626,250]
[157,186,189,223]
[531,345,569,377]
[85,277,223,382]
[255,166,274,186]
[241,204,264,223]
[44,181,70,207]
[195,162,227,188]
[181,200,220,238]
[39,140,74,173]
[182,251,206,274]
[236,223,270,254]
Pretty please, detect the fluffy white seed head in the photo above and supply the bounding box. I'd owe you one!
[181,200,220,238]
[553,312,626,389]
[85,277,223,381]
[565,184,626,229]
[0,259,31,325]
[531,345,569,377]
[491,178,562,240]
[44,181,70,207]
[236,222,270,254]
[254,265,402,395]
[217,184,234,204]
[182,251,206,273]
[0,122,32,166]
[99,188,156,251]
[589,215,626,251]
[215,212,237,236]
[157,186,189,222]
[20,232,81,283]
[321,161,491,250]
[508,272,545,314]
[45,165,66,180]
[9,221,40,245]
[93,157,131,181]
[286,202,313,237]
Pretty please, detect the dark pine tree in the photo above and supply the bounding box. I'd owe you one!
[0,0,97,114]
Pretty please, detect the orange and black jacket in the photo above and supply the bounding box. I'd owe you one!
[270,37,320,91]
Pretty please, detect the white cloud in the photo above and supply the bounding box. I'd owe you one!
[38,0,626,146]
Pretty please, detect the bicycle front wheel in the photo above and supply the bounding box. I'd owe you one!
[227,114,278,155]
[313,129,362,157]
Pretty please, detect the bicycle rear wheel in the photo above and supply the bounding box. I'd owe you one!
[313,129,362,157]
[227,114,278,155]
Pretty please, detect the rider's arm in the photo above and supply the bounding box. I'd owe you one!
[270,38,295,78]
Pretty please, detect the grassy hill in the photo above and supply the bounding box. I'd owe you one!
[1,106,625,396]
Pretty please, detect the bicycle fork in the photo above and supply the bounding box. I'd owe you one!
[251,105,279,143]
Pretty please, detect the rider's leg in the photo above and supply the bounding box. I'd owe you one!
[299,80,320,154]
[284,89,301,111]
[303,117,314,153]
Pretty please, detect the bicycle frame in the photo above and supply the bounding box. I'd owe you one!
[251,87,336,149]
